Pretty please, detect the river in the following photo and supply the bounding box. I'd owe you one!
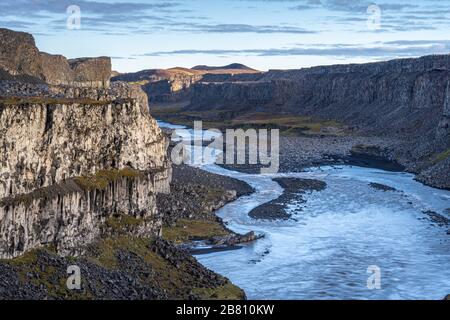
[158,121,450,300]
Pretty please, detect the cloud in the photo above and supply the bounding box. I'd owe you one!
[139,40,450,60]
[0,0,181,16]
[0,0,320,35]
[170,22,317,34]
[0,0,184,34]
[288,0,450,32]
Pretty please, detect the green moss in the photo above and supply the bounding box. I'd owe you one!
[105,214,141,232]
[192,282,245,300]
[152,108,344,137]
[163,219,229,244]
[74,168,141,191]
[0,182,80,208]
[0,96,117,106]
[432,148,450,164]
[0,168,142,209]
[1,236,245,300]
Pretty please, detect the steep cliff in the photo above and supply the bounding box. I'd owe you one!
[0,28,111,88]
[112,65,261,103]
[0,90,171,259]
[187,54,450,188]
[0,28,43,79]
[112,68,203,103]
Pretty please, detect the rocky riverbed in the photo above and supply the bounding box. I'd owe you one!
[249,178,327,220]
[158,165,260,252]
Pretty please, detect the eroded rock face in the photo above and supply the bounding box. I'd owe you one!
[0,28,43,79]
[68,57,111,88]
[189,55,450,135]
[113,69,203,103]
[0,99,168,198]
[0,172,167,259]
[0,84,172,258]
[0,28,111,88]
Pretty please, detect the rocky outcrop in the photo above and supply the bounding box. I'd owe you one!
[0,28,111,88]
[0,28,43,80]
[112,65,261,103]
[0,84,171,258]
[113,69,203,103]
[40,54,111,88]
[444,81,450,117]
[249,178,326,220]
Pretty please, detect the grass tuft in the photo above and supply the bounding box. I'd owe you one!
[163,219,228,244]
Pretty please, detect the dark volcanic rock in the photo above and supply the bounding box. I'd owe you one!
[172,164,254,197]
[157,164,253,226]
[422,210,450,227]
[0,28,43,80]
[274,177,327,192]
[369,183,398,192]
[0,237,245,300]
[249,178,326,220]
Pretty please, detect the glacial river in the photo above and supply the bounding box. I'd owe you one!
[158,121,450,300]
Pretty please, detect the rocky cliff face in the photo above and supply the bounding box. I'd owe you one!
[0,90,171,258]
[0,28,171,259]
[188,54,450,188]
[112,65,261,104]
[190,79,295,112]
[0,81,172,258]
[113,69,203,103]
[0,28,111,88]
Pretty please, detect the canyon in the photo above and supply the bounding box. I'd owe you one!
[145,55,450,190]
[0,25,449,300]
[0,28,246,300]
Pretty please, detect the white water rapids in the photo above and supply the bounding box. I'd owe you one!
[158,121,450,300]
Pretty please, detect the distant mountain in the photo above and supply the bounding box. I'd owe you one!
[192,63,258,72]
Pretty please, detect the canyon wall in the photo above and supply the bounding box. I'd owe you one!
[188,54,450,188]
[0,28,171,258]
[0,93,171,259]
[112,65,261,103]
[113,69,203,103]
[189,55,450,136]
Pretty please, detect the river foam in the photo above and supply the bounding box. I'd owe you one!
[158,121,450,300]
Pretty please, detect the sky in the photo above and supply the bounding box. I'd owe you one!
[1,0,450,72]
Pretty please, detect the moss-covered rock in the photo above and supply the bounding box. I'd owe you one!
[163,219,229,244]
[0,236,245,300]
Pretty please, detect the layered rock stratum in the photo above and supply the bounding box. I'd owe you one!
[0,29,171,259]
[0,28,245,300]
